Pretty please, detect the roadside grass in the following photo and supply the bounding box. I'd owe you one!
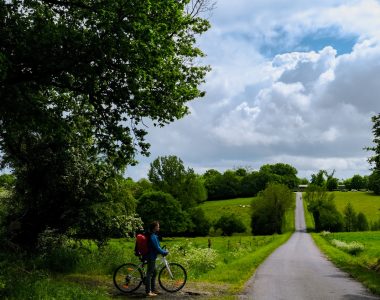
[312,231,380,295]
[283,193,296,233]
[200,197,255,234]
[332,191,380,223]
[303,197,315,231]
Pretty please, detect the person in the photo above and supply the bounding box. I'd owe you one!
[145,220,168,297]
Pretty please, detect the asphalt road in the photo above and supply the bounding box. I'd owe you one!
[239,192,379,300]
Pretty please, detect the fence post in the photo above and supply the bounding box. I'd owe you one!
[208,238,212,249]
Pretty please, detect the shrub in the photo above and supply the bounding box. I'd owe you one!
[214,214,246,236]
[330,239,365,255]
[356,212,369,231]
[187,207,211,236]
[169,243,218,276]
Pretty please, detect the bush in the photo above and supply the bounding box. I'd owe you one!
[330,239,365,255]
[187,207,211,236]
[214,213,246,236]
[356,212,369,231]
[170,243,218,277]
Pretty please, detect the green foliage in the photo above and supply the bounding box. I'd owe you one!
[187,207,212,236]
[369,171,380,195]
[251,183,294,235]
[305,185,343,232]
[214,214,246,236]
[356,212,369,231]
[310,170,327,187]
[0,0,210,248]
[137,191,190,235]
[343,202,357,232]
[259,163,299,189]
[148,156,207,209]
[366,114,380,171]
[326,177,338,191]
[0,174,15,189]
[350,174,368,190]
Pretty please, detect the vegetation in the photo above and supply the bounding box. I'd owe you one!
[333,192,380,224]
[0,0,211,248]
[366,114,380,194]
[305,185,343,232]
[148,155,207,210]
[199,197,254,234]
[251,184,294,235]
[312,231,380,295]
[203,163,299,200]
[214,214,246,236]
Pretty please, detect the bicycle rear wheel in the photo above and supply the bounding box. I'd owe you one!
[113,263,143,293]
[158,262,187,292]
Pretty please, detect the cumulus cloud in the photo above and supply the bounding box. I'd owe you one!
[126,0,380,180]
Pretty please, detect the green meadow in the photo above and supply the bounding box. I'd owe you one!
[200,197,255,234]
[332,191,380,223]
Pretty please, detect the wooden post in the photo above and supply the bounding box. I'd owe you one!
[208,238,212,248]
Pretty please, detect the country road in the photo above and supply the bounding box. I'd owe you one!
[239,192,379,300]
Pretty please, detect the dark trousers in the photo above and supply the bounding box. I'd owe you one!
[145,259,157,293]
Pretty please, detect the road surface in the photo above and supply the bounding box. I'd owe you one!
[239,192,379,300]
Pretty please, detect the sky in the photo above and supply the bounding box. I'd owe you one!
[126,0,380,181]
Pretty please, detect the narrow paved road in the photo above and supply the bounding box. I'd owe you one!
[239,192,379,300]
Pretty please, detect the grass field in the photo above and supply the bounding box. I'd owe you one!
[200,197,255,234]
[312,231,380,295]
[332,191,380,223]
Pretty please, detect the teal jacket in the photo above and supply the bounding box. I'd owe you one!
[147,233,168,260]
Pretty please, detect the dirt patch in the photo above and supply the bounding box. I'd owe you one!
[66,275,236,299]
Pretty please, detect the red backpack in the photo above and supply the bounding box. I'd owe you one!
[134,233,149,257]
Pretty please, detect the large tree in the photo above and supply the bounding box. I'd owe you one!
[148,155,207,209]
[366,114,380,194]
[0,0,211,246]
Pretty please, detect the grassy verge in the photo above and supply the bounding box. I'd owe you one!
[0,233,292,299]
[311,231,380,295]
[303,197,315,231]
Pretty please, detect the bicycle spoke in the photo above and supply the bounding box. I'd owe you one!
[113,263,143,293]
[158,263,187,292]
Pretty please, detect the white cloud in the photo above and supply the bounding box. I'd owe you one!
[126,0,380,181]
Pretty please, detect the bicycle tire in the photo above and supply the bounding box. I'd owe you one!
[158,262,187,292]
[113,263,143,293]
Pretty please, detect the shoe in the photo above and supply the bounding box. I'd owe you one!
[152,290,160,294]
[146,292,157,297]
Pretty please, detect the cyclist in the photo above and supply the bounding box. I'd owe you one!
[145,220,168,297]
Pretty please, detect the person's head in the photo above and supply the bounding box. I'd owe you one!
[149,221,160,233]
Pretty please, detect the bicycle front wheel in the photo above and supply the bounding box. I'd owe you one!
[113,263,143,293]
[158,263,187,292]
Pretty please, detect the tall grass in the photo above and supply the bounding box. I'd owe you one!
[312,231,380,295]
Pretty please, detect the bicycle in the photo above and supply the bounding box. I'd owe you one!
[113,253,187,294]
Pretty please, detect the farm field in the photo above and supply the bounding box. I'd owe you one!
[312,231,380,295]
[200,197,255,234]
[332,191,380,223]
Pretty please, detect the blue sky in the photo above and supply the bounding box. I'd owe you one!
[126,0,380,181]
